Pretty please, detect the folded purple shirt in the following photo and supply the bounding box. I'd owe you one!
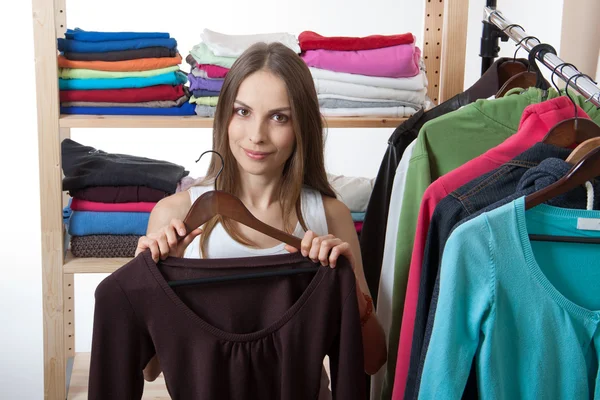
[301,43,421,78]
[187,74,224,92]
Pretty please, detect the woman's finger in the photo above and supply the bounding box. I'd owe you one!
[318,238,342,266]
[156,235,170,260]
[329,242,351,269]
[171,218,187,237]
[301,231,316,257]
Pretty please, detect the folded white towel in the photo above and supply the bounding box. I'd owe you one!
[200,28,301,57]
[314,78,427,104]
[310,67,427,91]
[320,106,417,118]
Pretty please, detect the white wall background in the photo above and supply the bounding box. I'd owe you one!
[0,0,570,398]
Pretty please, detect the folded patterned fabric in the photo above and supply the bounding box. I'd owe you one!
[319,97,418,109]
[70,234,141,258]
[200,28,300,57]
[314,79,427,103]
[185,55,230,77]
[320,106,417,117]
[57,54,182,72]
[61,101,196,116]
[59,65,179,80]
[189,43,237,69]
[67,210,150,236]
[68,186,169,203]
[58,37,177,53]
[299,31,414,51]
[187,74,224,91]
[62,94,189,109]
[70,198,157,212]
[60,85,187,103]
[65,28,170,42]
[59,71,187,90]
[302,44,421,78]
[309,67,426,91]
[63,47,177,61]
[195,105,216,117]
[189,96,219,106]
[192,89,220,97]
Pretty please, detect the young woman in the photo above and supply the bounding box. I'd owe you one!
[135,42,387,396]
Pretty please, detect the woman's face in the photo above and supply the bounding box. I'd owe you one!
[228,69,296,179]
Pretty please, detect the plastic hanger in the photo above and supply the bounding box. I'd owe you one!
[167,150,318,288]
[525,140,600,244]
[496,40,554,97]
[542,71,600,147]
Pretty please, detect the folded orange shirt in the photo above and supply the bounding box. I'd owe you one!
[57,53,182,72]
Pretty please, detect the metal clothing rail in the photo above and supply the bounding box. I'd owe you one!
[484,6,600,108]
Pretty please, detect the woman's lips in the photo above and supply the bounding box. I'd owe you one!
[243,149,272,160]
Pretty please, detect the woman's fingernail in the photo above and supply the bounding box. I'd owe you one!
[301,250,307,257]
[179,229,185,235]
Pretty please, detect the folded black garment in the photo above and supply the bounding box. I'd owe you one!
[61,139,189,194]
[63,47,177,62]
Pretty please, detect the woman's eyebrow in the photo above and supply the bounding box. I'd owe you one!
[234,99,291,113]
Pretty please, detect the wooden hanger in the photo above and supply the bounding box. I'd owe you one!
[168,150,313,288]
[496,41,554,98]
[542,72,600,147]
[566,137,600,165]
[525,145,600,210]
[525,145,600,245]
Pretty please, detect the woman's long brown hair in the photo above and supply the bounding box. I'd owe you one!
[198,42,335,256]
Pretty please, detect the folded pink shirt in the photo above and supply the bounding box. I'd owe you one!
[391,95,590,400]
[301,44,421,78]
[70,198,157,213]
[197,63,229,78]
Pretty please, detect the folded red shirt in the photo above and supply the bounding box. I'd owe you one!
[60,84,186,103]
[298,31,414,51]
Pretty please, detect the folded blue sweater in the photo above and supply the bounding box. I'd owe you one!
[67,210,150,236]
[58,37,177,53]
[59,71,187,90]
[65,28,170,42]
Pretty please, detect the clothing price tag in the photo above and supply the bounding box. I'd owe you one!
[577,218,600,231]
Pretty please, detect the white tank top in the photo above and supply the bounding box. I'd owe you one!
[183,185,329,259]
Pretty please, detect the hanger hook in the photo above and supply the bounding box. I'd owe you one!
[528,43,557,89]
[564,73,595,130]
[195,150,224,189]
[550,62,578,93]
[513,36,539,64]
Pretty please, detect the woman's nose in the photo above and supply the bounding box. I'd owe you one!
[248,121,267,143]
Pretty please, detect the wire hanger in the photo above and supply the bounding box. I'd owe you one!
[542,70,600,147]
[167,150,318,288]
[495,39,553,97]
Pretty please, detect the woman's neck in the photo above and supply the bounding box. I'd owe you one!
[236,170,283,210]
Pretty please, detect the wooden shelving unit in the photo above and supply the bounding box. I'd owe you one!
[31,0,468,398]
[59,115,408,129]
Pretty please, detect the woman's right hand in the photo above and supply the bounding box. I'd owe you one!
[135,218,203,262]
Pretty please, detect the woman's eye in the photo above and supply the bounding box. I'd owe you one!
[235,108,250,117]
[272,114,289,123]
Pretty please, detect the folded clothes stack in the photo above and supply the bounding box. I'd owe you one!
[299,31,429,118]
[186,29,301,117]
[61,139,189,258]
[57,28,195,116]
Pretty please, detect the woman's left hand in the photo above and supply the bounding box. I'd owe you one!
[285,230,355,269]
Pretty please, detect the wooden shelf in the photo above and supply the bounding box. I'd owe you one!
[63,251,131,274]
[67,352,169,399]
[59,114,407,128]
